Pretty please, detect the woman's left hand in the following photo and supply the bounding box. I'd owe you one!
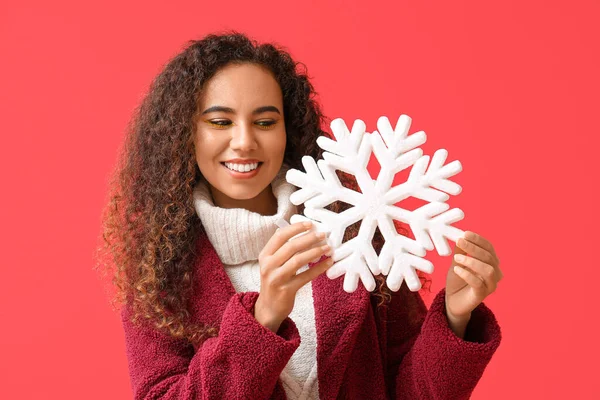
[445,231,504,324]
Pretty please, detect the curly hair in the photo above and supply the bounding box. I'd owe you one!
[94,31,432,349]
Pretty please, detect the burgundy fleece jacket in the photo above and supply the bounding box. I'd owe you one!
[121,233,502,399]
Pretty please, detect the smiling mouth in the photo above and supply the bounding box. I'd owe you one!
[221,161,263,174]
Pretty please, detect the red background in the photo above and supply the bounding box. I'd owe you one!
[1,0,598,398]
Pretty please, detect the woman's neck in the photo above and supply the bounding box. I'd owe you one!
[209,184,278,216]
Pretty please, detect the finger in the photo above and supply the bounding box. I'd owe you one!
[454,254,498,292]
[280,243,332,277]
[290,257,334,290]
[272,230,327,267]
[302,238,330,262]
[453,265,488,295]
[260,221,313,260]
[463,231,500,264]
[456,237,496,266]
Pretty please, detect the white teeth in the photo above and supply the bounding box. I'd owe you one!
[224,162,259,172]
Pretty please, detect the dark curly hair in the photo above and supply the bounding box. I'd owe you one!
[94,31,432,349]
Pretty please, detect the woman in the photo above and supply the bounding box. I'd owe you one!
[96,31,503,399]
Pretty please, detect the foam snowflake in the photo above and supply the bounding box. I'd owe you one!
[286,114,466,293]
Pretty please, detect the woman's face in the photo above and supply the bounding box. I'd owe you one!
[194,62,286,211]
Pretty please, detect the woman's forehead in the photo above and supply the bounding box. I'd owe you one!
[199,64,282,110]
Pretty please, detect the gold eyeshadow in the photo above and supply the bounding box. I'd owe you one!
[205,119,231,129]
[256,120,278,130]
[204,119,278,130]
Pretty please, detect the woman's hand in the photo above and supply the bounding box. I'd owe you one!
[445,231,504,337]
[254,221,333,333]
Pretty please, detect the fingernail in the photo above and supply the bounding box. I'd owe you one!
[454,254,465,262]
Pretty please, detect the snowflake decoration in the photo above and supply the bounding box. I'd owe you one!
[286,114,466,293]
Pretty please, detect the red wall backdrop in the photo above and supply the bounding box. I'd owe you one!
[1,0,598,398]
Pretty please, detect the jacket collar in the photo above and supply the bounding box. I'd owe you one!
[192,232,371,398]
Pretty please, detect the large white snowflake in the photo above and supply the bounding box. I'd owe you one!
[286,114,466,293]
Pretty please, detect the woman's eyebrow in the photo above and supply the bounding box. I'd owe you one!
[201,105,281,115]
[252,105,281,115]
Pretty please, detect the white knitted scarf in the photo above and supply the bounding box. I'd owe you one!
[192,164,320,399]
[192,165,297,265]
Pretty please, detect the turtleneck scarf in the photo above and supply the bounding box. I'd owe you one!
[193,164,320,399]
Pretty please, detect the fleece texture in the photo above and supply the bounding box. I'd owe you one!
[121,232,502,399]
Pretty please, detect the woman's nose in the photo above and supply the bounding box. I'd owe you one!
[230,123,258,151]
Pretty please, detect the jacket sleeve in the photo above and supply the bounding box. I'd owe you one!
[386,286,502,400]
[121,291,300,400]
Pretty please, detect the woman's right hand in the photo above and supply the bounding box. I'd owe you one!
[254,221,333,333]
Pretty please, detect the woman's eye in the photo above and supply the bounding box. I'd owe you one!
[205,119,277,130]
[207,120,231,129]
[256,120,277,130]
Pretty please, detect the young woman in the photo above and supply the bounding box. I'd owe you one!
[96,32,504,399]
